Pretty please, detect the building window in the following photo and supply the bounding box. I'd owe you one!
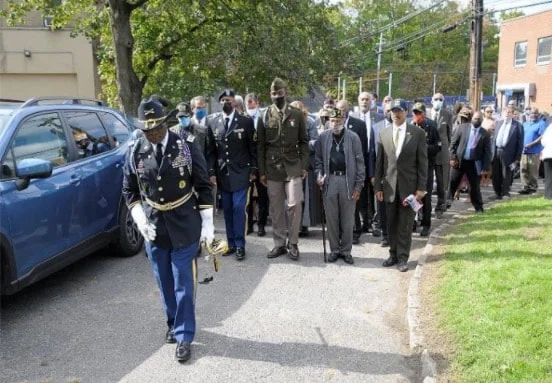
[514,41,527,67]
[537,36,551,65]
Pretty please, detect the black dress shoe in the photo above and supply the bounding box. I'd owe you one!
[343,254,354,264]
[288,244,300,260]
[518,188,531,195]
[382,257,398,267]
[327,252,339,262]
[267,246,287,258]
[412,222,417,233]
[380,238,389,247]
[166,327,176,344]
[223,247,236,256]
[175,341,192,362]
[257,225,266,237]
[372,228,381,237]
[236,247,245,261]
[420,226,430,237]
[361,224,372,233]
[299,226,310,237]
[397,261,409,272]
[352,234,360,245]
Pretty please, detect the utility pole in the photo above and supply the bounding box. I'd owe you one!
[433,73,437,95]
[388,72,393,97]
[359,76,363,94]
[376,32,383,97]
[492,72,497,96]
[343,78,347,100]
[337,75,341,100]
[469,0,483,110]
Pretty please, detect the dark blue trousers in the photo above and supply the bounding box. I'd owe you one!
[146,241,198,342]
[221,187,249,248]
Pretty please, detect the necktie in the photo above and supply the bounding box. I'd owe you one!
[156,143,163,167]
[393,127,400,149]
[224,117,230,134]
[466,128,478,160]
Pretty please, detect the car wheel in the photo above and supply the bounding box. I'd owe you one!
[114,203,144,257]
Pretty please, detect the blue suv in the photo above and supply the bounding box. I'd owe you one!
[0,97,144,295]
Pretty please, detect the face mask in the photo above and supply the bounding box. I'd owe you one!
[370,100,376,109]
[194,108,206,120]
[178,117,191,128]
[385,113,392,123]
[433,100,443,110]
[247,108,258,117]
[271,96,285,109]
[472,120,482,128]
[222,102,233,114]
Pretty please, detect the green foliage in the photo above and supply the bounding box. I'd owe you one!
[1,0,502,109]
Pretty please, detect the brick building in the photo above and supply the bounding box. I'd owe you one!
[496,9,552,113]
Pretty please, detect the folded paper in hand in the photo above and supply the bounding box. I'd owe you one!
[403,194,423,212]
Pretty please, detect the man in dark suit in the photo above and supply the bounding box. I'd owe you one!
[492,106,524,199]
[375,99,428,272]
[335,100,370,245]
[350,92,384,237]
[206,89,257,260]
[429,93,453,217]
[448,111,492,212]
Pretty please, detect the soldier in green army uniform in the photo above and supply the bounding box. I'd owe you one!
[257,77,309,260]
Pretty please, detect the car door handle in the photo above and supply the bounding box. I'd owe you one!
[70,175,81,184]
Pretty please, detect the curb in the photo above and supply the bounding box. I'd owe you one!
[407,193,504,381]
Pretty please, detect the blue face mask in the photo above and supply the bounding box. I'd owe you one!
[178,117,191,128]
[195,108,206,120]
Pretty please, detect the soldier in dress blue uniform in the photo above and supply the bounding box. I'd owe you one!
[206,89,257,260]
[122,96,214,362]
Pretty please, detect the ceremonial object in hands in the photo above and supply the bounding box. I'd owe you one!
[203,238,229,272]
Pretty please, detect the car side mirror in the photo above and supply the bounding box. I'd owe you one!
[15,158,53,191]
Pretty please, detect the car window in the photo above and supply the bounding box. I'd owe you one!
[1,148,16,180]
[100,112,130,147]
[10,112,69,170]
[65,111,112,159]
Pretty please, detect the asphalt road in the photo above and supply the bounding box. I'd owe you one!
[1,213,432,383]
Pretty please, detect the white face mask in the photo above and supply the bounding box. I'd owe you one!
[370,100,376,109]
[432,100,443,110]
[246,108,258,117]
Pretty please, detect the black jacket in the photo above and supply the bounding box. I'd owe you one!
[412,117,442,162]
[122,131,213,249]
[206,112,257,192]
[450,123,492,171]
[345,115,370,175]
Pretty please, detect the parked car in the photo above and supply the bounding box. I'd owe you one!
[0,97,144,295]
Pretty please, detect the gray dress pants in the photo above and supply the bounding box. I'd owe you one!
[323,175,356,256]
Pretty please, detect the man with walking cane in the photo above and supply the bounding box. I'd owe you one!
[315,108,365,264]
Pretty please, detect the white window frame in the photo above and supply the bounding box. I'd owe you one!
[514,41,528,67]
[537,36,551,65]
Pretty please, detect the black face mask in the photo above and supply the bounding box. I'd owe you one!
[472,121,482,128]
[222,102,233,114]
[271,96,285,109]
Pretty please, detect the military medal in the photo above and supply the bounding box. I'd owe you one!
[179,180,186,189]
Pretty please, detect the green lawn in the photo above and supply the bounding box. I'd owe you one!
[437,197,552,383]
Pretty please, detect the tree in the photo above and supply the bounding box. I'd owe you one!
[2,0,342,114]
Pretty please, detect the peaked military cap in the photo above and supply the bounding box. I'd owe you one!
[176,102,192,118]
[218,89,235,101]
[390,98,408,112]
[412,102,426,113]
[271,77,287,91]
[137,96,176,131]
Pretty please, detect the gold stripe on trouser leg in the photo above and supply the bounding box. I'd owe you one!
[243,185,252,236]
[192,257,197,303]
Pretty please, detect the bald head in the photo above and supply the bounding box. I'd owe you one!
[336,100,350,116]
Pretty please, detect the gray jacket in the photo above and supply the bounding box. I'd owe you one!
[314,128,365,200]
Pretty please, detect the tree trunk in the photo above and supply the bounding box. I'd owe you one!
[107,0,142,116]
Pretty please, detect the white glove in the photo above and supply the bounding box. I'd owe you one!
[130,204,157,242]
[200,208,215,243]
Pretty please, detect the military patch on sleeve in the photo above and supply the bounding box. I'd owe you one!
[186,135,195,143]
